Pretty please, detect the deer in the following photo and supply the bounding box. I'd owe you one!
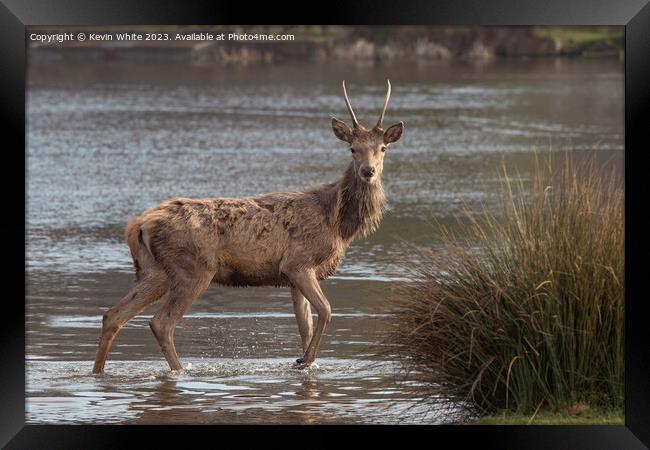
[92,80,404,374]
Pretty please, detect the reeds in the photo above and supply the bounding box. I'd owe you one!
[388,152,624,414]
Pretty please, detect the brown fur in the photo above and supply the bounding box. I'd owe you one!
[93,80,403,373]
[128,160,385,288]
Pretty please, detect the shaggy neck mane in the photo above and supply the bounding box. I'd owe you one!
[334,161,386,241]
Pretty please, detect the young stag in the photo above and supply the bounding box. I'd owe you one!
[93,80,404,373]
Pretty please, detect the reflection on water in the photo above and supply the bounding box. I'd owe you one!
[27,270,464,424]
[26,56,623,424]
[27,358,457,424]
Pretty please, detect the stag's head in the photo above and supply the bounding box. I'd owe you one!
[331,80,404,184]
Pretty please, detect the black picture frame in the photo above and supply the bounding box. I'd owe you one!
[2,0,649,448]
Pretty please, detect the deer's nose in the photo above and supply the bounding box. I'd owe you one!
[361,166,376,178]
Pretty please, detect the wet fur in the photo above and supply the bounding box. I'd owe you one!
[127,160,385,288]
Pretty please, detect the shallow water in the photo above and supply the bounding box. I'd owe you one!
[27,359,450,425]
[26,55,623,424]
[27,272,461,424]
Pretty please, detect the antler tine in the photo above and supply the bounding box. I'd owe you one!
[376,79,391,129]
[342,80,360,128]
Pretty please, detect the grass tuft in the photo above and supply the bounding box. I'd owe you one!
[387,151,624,416]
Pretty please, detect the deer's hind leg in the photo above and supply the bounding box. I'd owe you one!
[149,272,213,371]
[291,287,313,357]
[93,270,168,374]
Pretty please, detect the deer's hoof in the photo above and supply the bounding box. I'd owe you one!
[292,358,318,370]
[292,358,309,370]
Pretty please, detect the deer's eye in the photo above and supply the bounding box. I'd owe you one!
[350,147,355,153]
[380,146,386,152]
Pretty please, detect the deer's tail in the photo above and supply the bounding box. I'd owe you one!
[125,216,147,275]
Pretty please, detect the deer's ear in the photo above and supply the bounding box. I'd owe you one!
[384,122,404,144]
[332,117,353,143]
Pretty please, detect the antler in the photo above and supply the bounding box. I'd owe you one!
[376,79,391,129]
[342,80,360,128]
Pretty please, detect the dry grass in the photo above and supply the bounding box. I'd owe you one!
[387,151,624,415]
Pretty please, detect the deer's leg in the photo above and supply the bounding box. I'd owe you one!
[288,270,332,367]
[149,273,213,371]
[291,287,313,355]
[93,274,168,374]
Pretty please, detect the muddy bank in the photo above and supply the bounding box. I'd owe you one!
[28,26,623,65]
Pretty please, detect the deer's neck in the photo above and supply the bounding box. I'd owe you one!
[335,161,386,241]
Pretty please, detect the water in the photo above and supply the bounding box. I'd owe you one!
[26,55,623,424]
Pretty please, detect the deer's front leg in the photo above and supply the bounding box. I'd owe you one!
[291,287,313,355]
[287,270,332,367]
